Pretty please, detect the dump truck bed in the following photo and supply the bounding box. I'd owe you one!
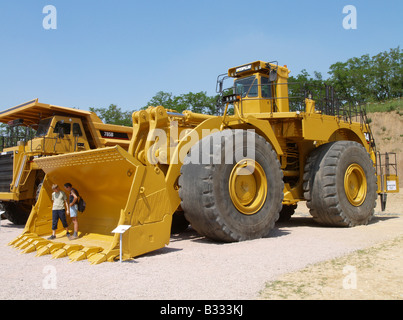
[0,99,96,126]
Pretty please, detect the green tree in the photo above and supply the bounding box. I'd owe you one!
[372,47,402,100]
[89,104,132,126]
[144,91,219,115]
[176,91,218,114]
[143,91,177,110]
[288,69,326,110]
[328,46,402,103]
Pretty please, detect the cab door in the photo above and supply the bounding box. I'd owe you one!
[260,76,274,113]
[71,121,90,151]
[52,119,73,153]
[51,117,90,154]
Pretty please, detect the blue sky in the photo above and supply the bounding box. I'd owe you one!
[0,0,401,112]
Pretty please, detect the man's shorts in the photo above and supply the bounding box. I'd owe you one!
[52,209,68,230]
[70,204,78,218]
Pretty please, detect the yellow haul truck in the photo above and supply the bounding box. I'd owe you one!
[0,99,132,224]
[10,61,399,264]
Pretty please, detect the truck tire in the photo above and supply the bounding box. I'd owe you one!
[3,200,32,225]
[170,211,189,234]
[0,203,6,220]
[179,130,284,242]
[303,141,377,227]
[277,204,297,222]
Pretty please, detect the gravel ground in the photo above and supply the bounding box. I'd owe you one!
[260,235,403,299]
[1,192,402,300]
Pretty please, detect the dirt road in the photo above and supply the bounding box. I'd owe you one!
[1,192,402,300]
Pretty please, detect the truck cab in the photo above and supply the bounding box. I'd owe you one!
[219,61,291,116]
[30,115,90,154]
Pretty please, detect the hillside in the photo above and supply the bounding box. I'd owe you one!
[367,99,403,179]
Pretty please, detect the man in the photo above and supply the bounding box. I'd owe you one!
[48,184,70,240]
[64,183,79,240]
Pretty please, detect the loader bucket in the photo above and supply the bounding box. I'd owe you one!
[11,146,174,264]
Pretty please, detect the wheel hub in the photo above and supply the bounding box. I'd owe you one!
[229,159,267,215]
[344,163,367,206]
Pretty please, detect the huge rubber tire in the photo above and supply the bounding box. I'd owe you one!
[0,203,6,220]
[2,200,32,225]
[179,130,284,242]
[170,211,190,234]
[303,141,377,227]
[277,204,297,222]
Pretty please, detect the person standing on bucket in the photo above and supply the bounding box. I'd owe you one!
[48,184,70,240]
[64,183,79,240]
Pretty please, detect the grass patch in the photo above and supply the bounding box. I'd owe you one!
[364,98,402,114]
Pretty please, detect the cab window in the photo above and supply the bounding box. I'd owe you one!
[53,121,71,135]
[235,76,258,98]
[261,76,272,98]
[73,123,83,136]
[36,118,52,137]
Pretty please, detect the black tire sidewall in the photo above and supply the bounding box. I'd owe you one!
[180,130,284,241]
[214,133,282,238]
[335,143,377,224]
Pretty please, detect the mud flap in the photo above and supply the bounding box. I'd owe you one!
[10,146,174,264]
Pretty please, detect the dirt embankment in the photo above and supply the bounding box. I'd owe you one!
[368,111,403,178]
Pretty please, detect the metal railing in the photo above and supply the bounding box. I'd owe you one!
[220,82,371,120]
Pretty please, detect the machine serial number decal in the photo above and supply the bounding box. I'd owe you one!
[100,131,129,140]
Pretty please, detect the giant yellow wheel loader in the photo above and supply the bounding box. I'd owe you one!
[10,61,399,264]
[0,99,132,224]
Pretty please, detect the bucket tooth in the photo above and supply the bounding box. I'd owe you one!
[51,249,67,259]
[17,236,42,249]
[32,239,50,250]
[13,234,39,249]
[88,253,107,265]
[36,242,65,257]
[17,240,35,250]
[20,238,50,254]
[69,247,103,262]
[36,246,51,257]
[21,244,36,254]
[49,242,66,254]
[52,244,83,259]
[69,251,86,262]
[8,235,24,247]
[8,233,37,246]
[18,241,29,250]
[88,249,119,265]
[12,236,31,248]
[8,237,22,247]
[13,238,29,249]
[87,251,116,265]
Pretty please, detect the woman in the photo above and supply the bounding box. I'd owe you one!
[64,183,79,240]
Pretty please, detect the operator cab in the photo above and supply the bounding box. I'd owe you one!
[30,116,90,154]
[219,61,291,116]
[1,115,89,154]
